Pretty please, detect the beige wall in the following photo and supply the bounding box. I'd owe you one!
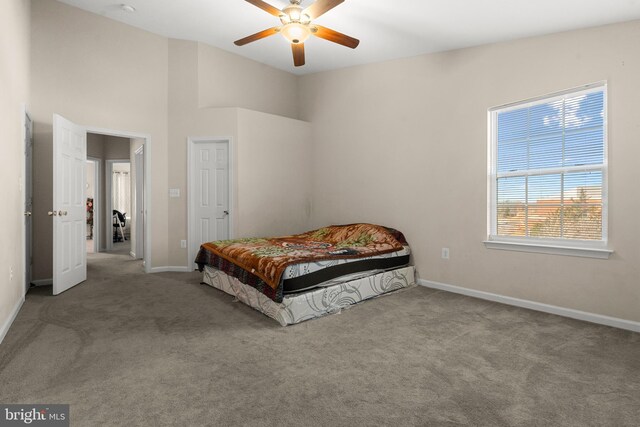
[30,0,169,279]
[236,108,313,237]
[299,20,640,322]
[88,133,130,159]
[103,136,130,160]
[0,0,30,340]
[197,43,299,119]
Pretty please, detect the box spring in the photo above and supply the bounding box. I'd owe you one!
[202,265,416,326]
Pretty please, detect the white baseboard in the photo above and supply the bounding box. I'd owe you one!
[31,278,52,287]
[0,295,25,345]
[149,266,193,273]
[418,279,640,333]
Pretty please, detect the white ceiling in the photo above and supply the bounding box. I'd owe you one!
[57,0,640,75]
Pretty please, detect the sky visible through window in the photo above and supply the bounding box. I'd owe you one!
[494,89,605,240]
[497,91,604,203]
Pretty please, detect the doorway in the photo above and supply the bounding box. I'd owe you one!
[86,132,145,261]
[83,128,150,274]
[78,123,152,273]
[106,160,131,254]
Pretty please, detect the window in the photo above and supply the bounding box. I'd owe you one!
[486,83,611,258]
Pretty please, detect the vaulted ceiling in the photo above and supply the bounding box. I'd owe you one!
[57,0,640,75]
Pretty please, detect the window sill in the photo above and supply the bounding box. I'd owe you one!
[483,240,613,259]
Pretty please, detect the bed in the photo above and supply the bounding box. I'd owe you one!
[195,223,416,325]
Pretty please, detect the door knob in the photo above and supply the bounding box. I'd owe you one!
[48,211,57,216]
[24,211,32,216]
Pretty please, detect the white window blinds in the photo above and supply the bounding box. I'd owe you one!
[489,84,607,245]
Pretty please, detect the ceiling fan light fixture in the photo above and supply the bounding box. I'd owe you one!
[280,14,291,24]
[282,5,303,22]
[280,22,311,44]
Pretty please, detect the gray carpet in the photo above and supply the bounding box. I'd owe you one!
[0,250,638,426]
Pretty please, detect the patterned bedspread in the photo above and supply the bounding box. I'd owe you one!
[195,223,408,303]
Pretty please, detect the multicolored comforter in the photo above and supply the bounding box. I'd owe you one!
[195,223,408,303]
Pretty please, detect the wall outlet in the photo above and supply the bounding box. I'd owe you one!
[9,266,14,281]
[441,248,450,260]
[180,240,187,249]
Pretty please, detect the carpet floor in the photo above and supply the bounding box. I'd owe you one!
[0,250,638,426]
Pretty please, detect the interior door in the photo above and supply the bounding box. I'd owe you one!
[134,147,144,259]
[189,140,229,268]
[52,114,87,295]
[24,113,33,293]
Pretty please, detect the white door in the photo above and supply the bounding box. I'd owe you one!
[24,113,33,293]
[52,114,87,295]
[189,140,229,268]
[134,147,144,259]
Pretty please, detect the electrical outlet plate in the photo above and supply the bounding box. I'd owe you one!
[441,248,450,259]
[180,240,187,249]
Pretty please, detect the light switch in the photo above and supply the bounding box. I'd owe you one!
[169,188,180,198]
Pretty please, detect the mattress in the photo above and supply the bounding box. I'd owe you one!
[282,245,411,294]
[202,264,416,326]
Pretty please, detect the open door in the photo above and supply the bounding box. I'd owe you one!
[52,114,87,295]
[134,146,145,259]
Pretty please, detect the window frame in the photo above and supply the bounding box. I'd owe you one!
[485,82,612,259]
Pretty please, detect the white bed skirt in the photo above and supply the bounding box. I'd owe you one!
[201,265,416,326]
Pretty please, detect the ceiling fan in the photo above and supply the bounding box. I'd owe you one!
[234,0,360,67]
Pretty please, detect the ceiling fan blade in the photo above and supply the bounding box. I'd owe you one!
[244,0,282,17]
[303,0,345,20]
[234,27,280,46]
[292,43,305,67]
[312,25,359,49]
